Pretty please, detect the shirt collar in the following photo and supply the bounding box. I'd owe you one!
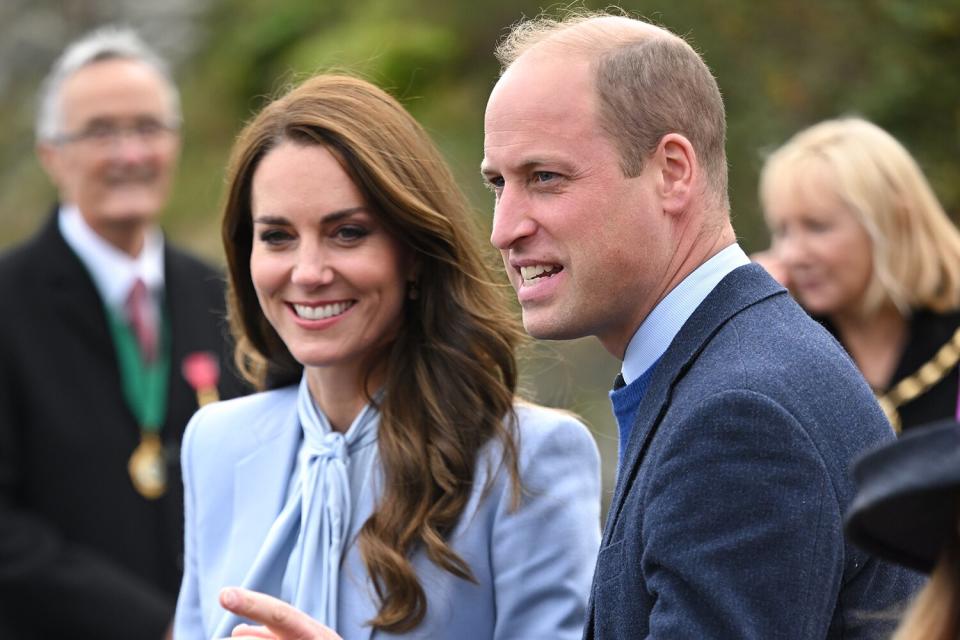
[620,243,750,383]
[58,204,165,309]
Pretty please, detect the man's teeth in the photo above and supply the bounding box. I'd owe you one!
[293,301,354,320]
[520,264,562,283]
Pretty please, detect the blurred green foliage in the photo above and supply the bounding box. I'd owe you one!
[3,0,957,255]
[181,0,959,257]
[1,0,958,505]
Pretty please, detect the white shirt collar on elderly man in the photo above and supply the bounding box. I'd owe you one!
[58,203,165,311]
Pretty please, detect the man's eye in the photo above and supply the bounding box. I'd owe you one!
[85,124,116,140]
[135,119,166,136]
[532,171,559,183]
[484,176,505,191]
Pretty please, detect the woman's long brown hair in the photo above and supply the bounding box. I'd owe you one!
[221,74,525,632]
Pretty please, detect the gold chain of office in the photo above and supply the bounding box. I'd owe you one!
[876,326,960,434]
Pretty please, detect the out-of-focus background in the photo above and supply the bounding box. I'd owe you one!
[2,0,959,506]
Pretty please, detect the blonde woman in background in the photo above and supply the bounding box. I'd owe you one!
[758,117,960,432]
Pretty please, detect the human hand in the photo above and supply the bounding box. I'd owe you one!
[751,250,790,288]
[219,587,343,640]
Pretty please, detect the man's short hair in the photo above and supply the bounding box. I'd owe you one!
[35,25,181,143]
[495,12,729,210]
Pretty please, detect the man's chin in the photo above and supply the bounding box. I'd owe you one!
[521,313,586,341]
[100,198,165,225]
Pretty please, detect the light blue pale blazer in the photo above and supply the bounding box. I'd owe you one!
[174,387,601,640]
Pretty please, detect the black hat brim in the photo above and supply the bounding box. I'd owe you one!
[844,419,960,573]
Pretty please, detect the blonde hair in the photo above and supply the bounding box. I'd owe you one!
[495,10,729,210]
[892,537,960,640]
[760,117,960,314]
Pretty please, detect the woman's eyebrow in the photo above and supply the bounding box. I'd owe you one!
[252,206,368,226]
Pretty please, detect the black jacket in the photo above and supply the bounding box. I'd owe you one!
[0,212,247,639]
[821,308,960,431]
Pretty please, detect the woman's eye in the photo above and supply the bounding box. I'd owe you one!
[804,219,832,233]
[258,229,292,245]
[335,225,369,243]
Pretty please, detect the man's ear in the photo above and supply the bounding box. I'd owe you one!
[655,133,697,215]
[36,142,62,187]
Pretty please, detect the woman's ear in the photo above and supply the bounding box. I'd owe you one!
[405,257,421,300]
[405,254,420,282]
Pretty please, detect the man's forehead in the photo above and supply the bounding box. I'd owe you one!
[491,50,591,101]
[483,56,597,165]
[60,59,171,116]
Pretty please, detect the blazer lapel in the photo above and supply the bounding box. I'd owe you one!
[35,212,118,369]
[224,397,302,588]
[601,264,785,546]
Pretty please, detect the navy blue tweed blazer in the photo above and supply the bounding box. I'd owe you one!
[586,264,922,639]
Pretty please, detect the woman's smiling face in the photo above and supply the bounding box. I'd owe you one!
[764,167,874,318]
[250,141,411,375]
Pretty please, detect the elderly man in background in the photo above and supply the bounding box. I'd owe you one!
[0,25,245,639]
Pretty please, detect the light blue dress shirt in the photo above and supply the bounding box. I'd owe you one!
[620,243,751,384]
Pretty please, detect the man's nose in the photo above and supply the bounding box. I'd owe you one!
[111,133,154,164]
[489,186,537,250]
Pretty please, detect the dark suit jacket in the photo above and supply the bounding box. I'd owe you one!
[0,213,247,639]
[821,309,960,431]
[586,264,923,639]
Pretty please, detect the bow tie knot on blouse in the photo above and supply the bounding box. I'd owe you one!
[213,377,380,637]
[308,431,348,461]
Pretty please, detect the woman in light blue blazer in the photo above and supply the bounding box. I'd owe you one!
[173,74,601,640]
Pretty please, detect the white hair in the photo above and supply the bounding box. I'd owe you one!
[35,24,181,142]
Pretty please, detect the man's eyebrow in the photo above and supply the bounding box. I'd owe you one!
[480,158,572,177]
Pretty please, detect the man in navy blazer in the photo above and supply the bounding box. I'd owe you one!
[214,11,923,640]
[479,11,923,640]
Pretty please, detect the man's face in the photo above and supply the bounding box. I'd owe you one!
[482,52,674,357]
[38,58,180,246]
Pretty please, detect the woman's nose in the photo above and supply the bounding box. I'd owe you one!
[290,246,334,287]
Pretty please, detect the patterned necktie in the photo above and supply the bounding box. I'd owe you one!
[125,278,157,362]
